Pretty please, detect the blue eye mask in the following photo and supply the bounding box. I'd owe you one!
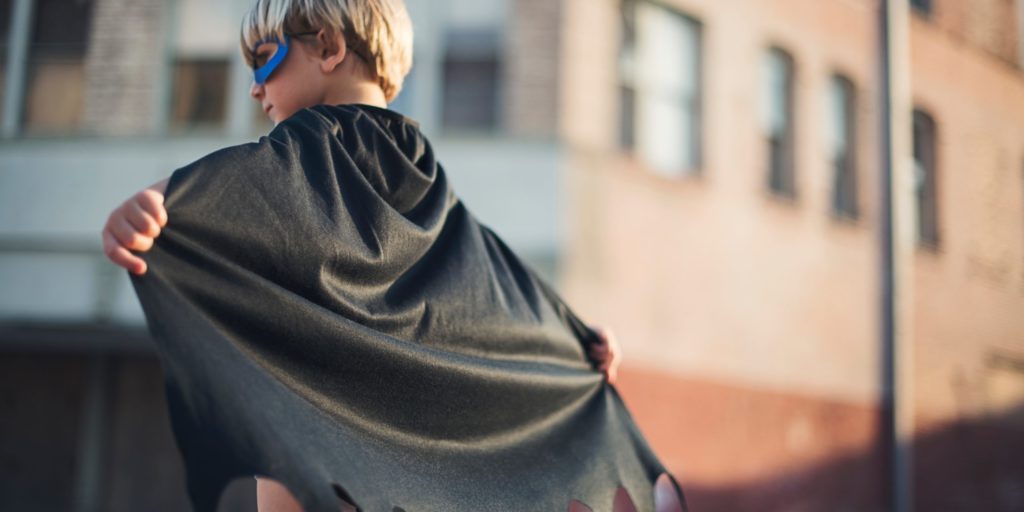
[251,33,291,85]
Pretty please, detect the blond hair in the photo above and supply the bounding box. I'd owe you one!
[240,0,413,102]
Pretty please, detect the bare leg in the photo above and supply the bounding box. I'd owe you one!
[654,472,684,512]
[254,477,359,512]
[256,474,674,512]
[255,477,305,512]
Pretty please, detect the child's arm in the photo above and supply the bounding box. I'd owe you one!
[588,326,622,384]
[101,177,169,275]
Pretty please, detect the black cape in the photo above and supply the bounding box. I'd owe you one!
[130,104,686,512]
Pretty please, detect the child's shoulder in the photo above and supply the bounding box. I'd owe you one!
[277,103,429,162]
[174,103,428,186]
[278,103,420,138]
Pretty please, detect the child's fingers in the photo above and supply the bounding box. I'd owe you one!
[587,329,611,367]
[598,366,616,384]
[589,342,610,356]
[102,230,147,275]
[586,325,623,385]
[588,347,609,363]
[591,327,621,384]
[602,331,621,359]
[110,216,155,252]
[125,200,163,238]
[134,189,167,227]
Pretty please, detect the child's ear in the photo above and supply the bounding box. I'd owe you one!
[318,30,348,73]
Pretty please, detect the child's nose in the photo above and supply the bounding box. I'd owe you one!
[250,81,264,99]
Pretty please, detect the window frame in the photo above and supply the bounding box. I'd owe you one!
[18,0,96,136]
[828,73,859,220]
[912,108,940,249]
[910,0,932,17]
[439,27,503,135]
[763,46,798,199]
[618,0,704,177]
[167,56,232,134]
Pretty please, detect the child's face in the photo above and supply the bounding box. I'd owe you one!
[249,35,328,125]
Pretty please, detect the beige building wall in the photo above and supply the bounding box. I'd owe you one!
[910,9,1024,428]
[562,0,883,401]
[558,0,1024,509]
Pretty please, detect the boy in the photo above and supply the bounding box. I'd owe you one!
[102,1,681,511]
[103,0,621,388]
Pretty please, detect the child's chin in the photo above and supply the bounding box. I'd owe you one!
[269,110,290,125]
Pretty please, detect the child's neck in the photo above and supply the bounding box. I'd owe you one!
[322,80,388,109]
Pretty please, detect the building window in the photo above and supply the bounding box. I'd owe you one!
[913,109,939,248]
[22,0,95,134]
[619,0,702,177]
[910,0,932,16]
[441,28,500,133]
[762,47,797,198]
[828,74,858,219]
[170,58,229,131]
[168,0,237,133]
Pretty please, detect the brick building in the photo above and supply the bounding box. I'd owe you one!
[1,0,1023,511]
[554,0,1024,510]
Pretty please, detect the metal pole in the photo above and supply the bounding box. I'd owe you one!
[879,1,914,511]
[2,0,34,138]
[72,354,112,512]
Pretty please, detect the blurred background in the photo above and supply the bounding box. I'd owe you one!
[0,0,1022,511]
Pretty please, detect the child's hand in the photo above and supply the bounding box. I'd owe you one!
[587,326,622,384]
[101,178,169,275]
